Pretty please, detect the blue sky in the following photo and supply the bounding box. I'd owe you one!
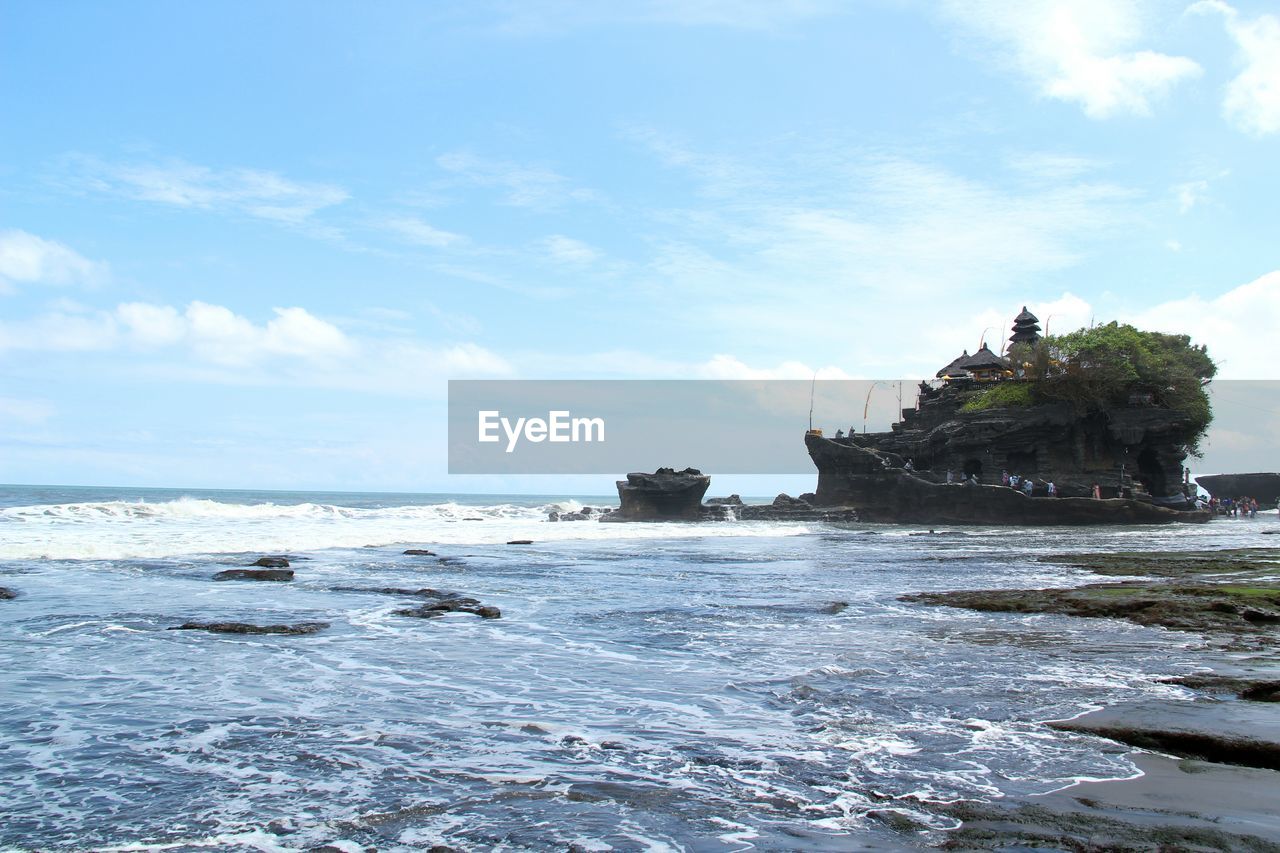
[1,0,1278,492]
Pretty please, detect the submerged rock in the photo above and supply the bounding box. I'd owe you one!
[395,601,501,619]
[170,621,328,635]
[251,556,290,568]
[506,539,534,545]
[0,587,17,600]
[213,568,294,582]
[403,549,436,556]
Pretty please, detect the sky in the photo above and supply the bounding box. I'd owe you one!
[1,0,1278,493]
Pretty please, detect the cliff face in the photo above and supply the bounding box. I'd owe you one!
[806,434,1205,525]
[824,383,1200,505]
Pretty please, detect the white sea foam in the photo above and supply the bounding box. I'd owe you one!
[0,497,817,560]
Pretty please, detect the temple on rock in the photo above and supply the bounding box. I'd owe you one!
[804,307,1209,525]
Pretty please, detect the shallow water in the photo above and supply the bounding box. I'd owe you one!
[2,485,1277,851]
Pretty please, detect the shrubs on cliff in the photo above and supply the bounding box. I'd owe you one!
[977,322,1215,450]
[960,382,1035,412]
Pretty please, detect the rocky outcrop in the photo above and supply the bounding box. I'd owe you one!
[403,549,436,556]
[611,467,710,521]
[1196,473,1280,503]
[251,556,290,568]
[170,621,328,635]
[821,384,1203,506]
[0,587,17,600]
[809,433,1207,525]
[213,568,295,581]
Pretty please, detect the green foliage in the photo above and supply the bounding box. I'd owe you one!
[1039,321,1216,449]
[956,321,1217,452]
[960,381,1035,412]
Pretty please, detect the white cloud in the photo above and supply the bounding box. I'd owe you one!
[1192,1,1280,135]
[0,396,55,424]
[70,157,349,224]
[0,229,106,292]
[383,216,464,248]
[1175,179,1210,213]
[1133,269,1280,378]
[943,0,1201,118]
[436,151,597,208]
[492,0,845,34]
[0,299,512,391]
[696,354,853,379]
[542,234,601,264]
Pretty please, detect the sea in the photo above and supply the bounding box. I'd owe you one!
[1,484,1276,852]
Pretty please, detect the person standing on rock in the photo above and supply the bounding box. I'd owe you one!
[1046,481,1057,497]
[1001,470,1009,487]
[1092,483,1102,500]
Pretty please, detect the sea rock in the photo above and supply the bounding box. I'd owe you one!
[771,493,810,508]
[170,621,328,635]
[705,494,744,506]
[252,556,290,568]
[507,539,534,545]
[403,549,436,556]
[820,601,849,615]
[213,568,294,582]
[610,467,710,521]
[395,601,501,619]
[0,587,17,600]
[1195,472,1280,504]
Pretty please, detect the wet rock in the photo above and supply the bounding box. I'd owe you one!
[213,568,294,582]
[942,753,1280,850]
[506,539,533,545]
[902,581,1280,639]
[1048,700,1280,771]
[705,494,744,506]
[171,621,328,635]
[819,601,849,615]
[333,586,474,602]
[771,492,810,508]
[0,587,17,600]
[394,600,501,619]
[251,556,290,568]
[403,548,436,556]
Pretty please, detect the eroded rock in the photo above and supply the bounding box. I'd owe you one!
[171,621,328,635]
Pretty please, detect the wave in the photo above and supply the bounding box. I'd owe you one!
[0,496,816,561]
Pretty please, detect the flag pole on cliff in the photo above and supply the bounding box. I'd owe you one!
[808,372,816,432]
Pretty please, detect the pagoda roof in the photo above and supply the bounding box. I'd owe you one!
[1013,306,1039,324]
[936,349,971,378]
[959,343,1009,371]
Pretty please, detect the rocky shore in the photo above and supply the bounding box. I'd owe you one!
[903,546,1280,850]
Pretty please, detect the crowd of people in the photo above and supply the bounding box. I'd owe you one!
[891,455,1277,515]
[1204,495,1268,517]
